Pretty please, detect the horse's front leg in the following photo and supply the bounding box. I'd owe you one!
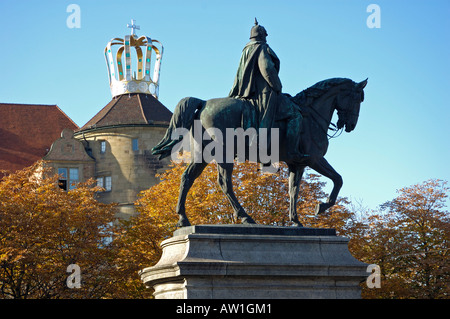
[176,161,208,227]
[288,163,305,227]
[309,157,343,215]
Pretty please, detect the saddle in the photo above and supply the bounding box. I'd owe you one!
[240,93,304,131]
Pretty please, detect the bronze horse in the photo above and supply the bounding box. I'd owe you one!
[152,78,367,227]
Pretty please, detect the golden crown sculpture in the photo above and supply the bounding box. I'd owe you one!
[105,20,163,99]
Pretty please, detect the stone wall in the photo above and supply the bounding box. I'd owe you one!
[75,125,170,219]
[43,128,95,186]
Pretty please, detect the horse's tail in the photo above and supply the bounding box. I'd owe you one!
[152,97,205,160]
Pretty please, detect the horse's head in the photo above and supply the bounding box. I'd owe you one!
[336,79,367,132]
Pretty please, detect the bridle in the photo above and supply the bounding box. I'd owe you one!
[296,82,363,140]
[327,122,344,139]
[306,98,352,140]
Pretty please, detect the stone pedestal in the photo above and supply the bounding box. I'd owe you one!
[139,224,368,299]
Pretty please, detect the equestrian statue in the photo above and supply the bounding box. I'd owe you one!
[152,19,367,227]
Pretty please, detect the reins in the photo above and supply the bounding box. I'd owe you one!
[327,124,344,139]
[303,104,344,140]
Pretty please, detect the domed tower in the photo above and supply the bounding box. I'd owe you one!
[74,20,172,219]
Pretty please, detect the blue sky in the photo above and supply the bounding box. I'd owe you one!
[1,0,449,210]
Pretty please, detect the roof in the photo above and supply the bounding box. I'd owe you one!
[79,93,173,131]
[0,103,79,173]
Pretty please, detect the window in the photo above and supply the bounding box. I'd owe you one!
[96,177,104,188]
[100,140,106,154]
[69,168,79,190]
[105,176,112,191]
[58,168,79,191]
[96,176,112,192]
[58,168,67,190]
[132,138,139,151]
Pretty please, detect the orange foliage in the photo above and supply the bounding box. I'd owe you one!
[0,162,118,298]
[352,179,450,299]
[3,161,447,299]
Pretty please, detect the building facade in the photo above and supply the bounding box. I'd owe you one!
[42,128,95,191]
[42,23,172,219]
[0,24,172,219]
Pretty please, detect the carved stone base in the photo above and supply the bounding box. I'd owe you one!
[139,224,368,299]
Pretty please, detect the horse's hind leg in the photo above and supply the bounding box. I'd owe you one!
[217,162,256,224]
[176,161,208,227]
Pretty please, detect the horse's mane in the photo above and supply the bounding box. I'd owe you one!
[291,78,354,107]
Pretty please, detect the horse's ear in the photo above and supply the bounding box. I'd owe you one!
[357,78,368,90]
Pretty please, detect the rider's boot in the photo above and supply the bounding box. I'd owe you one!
[286,115,309,162]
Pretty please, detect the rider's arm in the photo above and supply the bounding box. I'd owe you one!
[258,48,282,93]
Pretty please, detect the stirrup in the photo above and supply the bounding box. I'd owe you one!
[288,153,310,162]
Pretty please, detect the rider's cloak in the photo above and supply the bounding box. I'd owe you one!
[229,40,282,99]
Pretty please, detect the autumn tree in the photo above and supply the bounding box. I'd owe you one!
[0,162,118,299]
[114,160,354,297]
[353,179,450,299]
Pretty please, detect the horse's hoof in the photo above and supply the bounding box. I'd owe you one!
[176,216,191,228]
[292,219,303,227]
[240,215,256,224]
[315,203,330,215]
[235,210,256,225]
